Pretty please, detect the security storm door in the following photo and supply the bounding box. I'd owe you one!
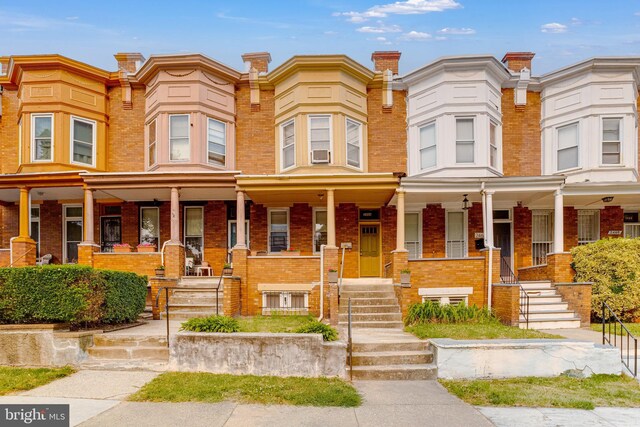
[63,205,83,264]
[532,210,553,266]
[101,217,122,252]
[360,225,380,277]
[493,222,512,278]
[446,211,466,258]
[184,207,204,265]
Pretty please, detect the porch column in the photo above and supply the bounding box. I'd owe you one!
[235,190,246,249]
[553,189,564,253]
[484,190,494,248]
[18,187,30,238]
[395,190,405,251]
[170,187,180,243]
[326,189,336,248]
[83,188,95,244]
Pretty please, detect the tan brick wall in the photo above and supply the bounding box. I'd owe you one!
[556,283,592,327]
[1,205,18,250]
[106,87,145,172]
[492,284,520,326]
[423,204,445,258]
[150,277,178,320]
[93,252,161,276]
[0,89,19,174]
[0,249,10,266]
[367,89,407,173]
[39,201,63,263]
[11,239,37,267]
[501,89,541,176]
[203,201,228,270]
[223,277,242,317]
[518,265,548,281]
[235,85,275,174]
[336,203,359,278]
[547,252,575,283]
[381,206,397,267]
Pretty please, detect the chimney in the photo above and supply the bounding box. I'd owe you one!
[371,51,401,75]
[501,52,535,73]
[242,52,271,74]
[114,52,145,74]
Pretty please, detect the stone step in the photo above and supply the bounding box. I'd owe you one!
[525,295,563,303]
[87,346,169,360]
[519,318,581,330]
[523,287,559,297]
[340,297,399,306]
[339,304,400,314]
[340,278,393,286]
[338,313,402,322]
[93,334,166,347]
[348,364,437,380]
[340,283,395,290]
[525,310,578,320]
[170,296,221,305]
[340,291,397,299]
[162,311,216,320]
[351,341,428,353]
[341,320,404,329]
[167,304,223,314]
[519,281,553,290]
[525,302,568,311]
[171,290,222,299]
[350,351,433,366]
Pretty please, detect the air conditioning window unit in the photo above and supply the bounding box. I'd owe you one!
[311,149,330,164]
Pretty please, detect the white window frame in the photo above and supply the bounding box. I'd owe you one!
[261,291,309,315]
[489,120,498,169]
[30,205,40,257]
[405,211,422,259]
[280,119,296,171]
[419,287,473,306]
[63,204,83,264]
[207,117,226,166]
[18,117,22,165]
[445,210,468,258]
[148,118,157,168]
[345,117,363,169]
[169,114,190,162]
[556,121,579,172]
[140,206,160,247]
[577,210,600,245]
[419,121,437,170]
[268,208,290,253]
[308,114,333,164]
[228,219,250,249]
[624,223,640,238]
[455,117,475,164]
[70,116,97,167]
[601,117,622,166]
[31,113,54,162]
[312,208,328,254]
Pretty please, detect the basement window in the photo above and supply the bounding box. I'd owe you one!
[418,287,473,306]
[262,291,309,315]
[421,295,468,306]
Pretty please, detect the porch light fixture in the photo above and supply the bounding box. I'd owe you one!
[462,194,470,210]
[602,196,614,203]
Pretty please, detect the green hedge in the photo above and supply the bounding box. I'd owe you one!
[0,265,147,326]
[572,238,640,322]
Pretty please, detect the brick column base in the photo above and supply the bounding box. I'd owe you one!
[78,243,100,267]
[492,284,520,326]
[547,252,575,283]
[232,248,250,316]
[391,250,409,284]
[11,238,37,267]
[223,276,242,317]
[164,243,185,279]
[150,277,178,320]
[323,246,339,284]
[329,283,339,326]
[556,283,592,327]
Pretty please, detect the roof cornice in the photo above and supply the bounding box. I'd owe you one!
[267,55,376,85]
[539,57,640,86]
[135,53,242,84]
[400,55,512,86]
[1,54,112,85]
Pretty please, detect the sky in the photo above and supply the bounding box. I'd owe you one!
[2,0,640,75]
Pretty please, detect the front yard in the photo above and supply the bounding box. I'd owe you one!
[591,322,640,336]
[0,366,74,396]
[236,315,317,333]
[406,320,562,340]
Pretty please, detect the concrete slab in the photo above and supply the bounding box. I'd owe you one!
[354,380,467,406]
[20,370,159,400]
[0,396,119,427]
[224,404,358,427]
[477,407,546,427]
[593,408,640,427]
[478,407,640,427]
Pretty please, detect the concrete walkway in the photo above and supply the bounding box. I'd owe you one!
[478,406,640,427]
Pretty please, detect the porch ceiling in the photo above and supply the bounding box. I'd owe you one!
[93,186,237,202]
[0,186,84,203]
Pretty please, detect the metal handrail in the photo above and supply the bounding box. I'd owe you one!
[602,301,638,378]
[348,297,353,381]
[500,256,530,329]
[383,262,392,279]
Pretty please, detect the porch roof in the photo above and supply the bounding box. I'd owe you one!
[0,171,85,202]
[236,173,400,206]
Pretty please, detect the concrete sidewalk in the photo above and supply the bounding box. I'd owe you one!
[478,406,640,427]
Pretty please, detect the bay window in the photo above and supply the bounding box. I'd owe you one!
[557,122,579,171]
[455,118,474,164]
[309,115,331,164]
[71,117,95,166]
[346,118,361,168]
[32,114,53,162]
[602,118,621,165]
[169,114,190,161]
[207,118,226,165]
[148,119,157,167]
[281,120,295,169]
[489,121,498,168]
[419,122,436,169]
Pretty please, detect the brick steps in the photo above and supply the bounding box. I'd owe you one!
[520,318,582,329]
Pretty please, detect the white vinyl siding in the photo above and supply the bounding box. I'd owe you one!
[71,116,95,166]
[346,118,361,168]
[446,211,467,258]
[532,210,553,265]
[207,118,226,166]
[281,120,295,169]
[169,114,190,161]
[557,122,579,171]
[455,118,474,163]
[602,118,621,165]
[419,122,436,169]
[405,212,421,259]
[32,114,53,162]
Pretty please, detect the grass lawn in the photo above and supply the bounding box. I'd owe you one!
[129,372,361,407]
[406,321,563,340]
[591,322,640,337]
[236,315,315,333]
[0,366,74,396]
[440,374,640,409]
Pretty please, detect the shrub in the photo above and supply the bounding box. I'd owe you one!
[404,300,494,326]
[572,238,640,322]
[295,321,338,341]
[0,265,147,326]
[180,315,240,333]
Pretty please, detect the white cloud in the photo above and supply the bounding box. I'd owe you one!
[541,22,568,33]
[399,30,432,41]
[437,27,475,35]
[375,36,393,45]
[570,17,582,26]
[357,22,402,33]
[335,0,461,23]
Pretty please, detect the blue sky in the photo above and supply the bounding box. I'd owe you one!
[2,0,640,75]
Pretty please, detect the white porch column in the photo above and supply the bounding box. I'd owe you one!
[326,189,336,247]
[484,190,494,248]
[170,187,180,243]
[83,188,95,244]
[235,190,246,249]
[396,190,406,251]
[554,189,564,253]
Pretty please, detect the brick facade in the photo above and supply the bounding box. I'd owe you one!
[600,206,624,239]
[367,89,407,173]
[235,85,276,174]
[422,204,446,258]
[501,89,541,176]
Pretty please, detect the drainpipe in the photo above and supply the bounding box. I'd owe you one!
[480,181,493,310]
[160,240,170,266]
[318,244,326,321]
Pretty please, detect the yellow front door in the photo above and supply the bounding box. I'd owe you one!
[360,224,380,277]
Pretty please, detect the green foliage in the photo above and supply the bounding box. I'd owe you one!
[180,315,240,333]
[406,322,562,340]
[294,320,338,341]
[404,300,494,326]
[571,238,640,322]
[0,265,147,326]
[237,315,315,333]
[0,366,75,396]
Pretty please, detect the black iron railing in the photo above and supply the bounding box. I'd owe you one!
[602,301,638,378]
[500,256,530,329]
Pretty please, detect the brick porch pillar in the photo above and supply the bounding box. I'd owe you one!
[546,252,575,283]
[329,283,339,326]
[12,187,37,267]
[233,247,249,315]
[164,244,184,279]
[223,276,241,317]
[391,250,409,284]
[492,283,520,326]
[78,188,99,267]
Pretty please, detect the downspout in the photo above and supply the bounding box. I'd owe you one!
[160,240,170,266]
[318,244,325,321]
[480,181,493,310]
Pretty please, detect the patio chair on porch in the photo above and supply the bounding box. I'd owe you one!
[185,257,195,276]
[36,254,52,266]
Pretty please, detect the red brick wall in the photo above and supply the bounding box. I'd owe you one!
[204,201,228,270]
[107,87,145,172]
[501,89,541,176]
[290,203,313,255]
[564,207,578,249]
[367,89,407,173]
[468,203,483,257]
[250,204,268,252]
[336,203,359,278]
[235,85,276,174]
[39,201,63,263]
[0,89,19,174]
[121,202,139,247]
[600,206,624,239]
[0,205,18,249]
[513,206,532,269]
[423,204,445,258]
[381,206,397,268]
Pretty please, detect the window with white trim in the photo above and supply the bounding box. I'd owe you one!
[207,118,226,165]
[140,207,160,247]
[262,291,309,315]
[405,212,421,259]
[532,210,553,265]
[148,119,157,167]
[557,122,579,171]
[489,121,498,168]
[313,209,327,253]
[309,115,331,164]
[419,122,436,169]
[169,114,190,161]
[346,118,361,168]
[269,209,289,253]
[422,295,468,305]
[455,118,474,163]
[602,118,621,165]
[281,119,295,169]
[71,117,95,166]
[578,210,600,245]
[623,211,640,238]
[32,113,53,162]
[30,206,40,258]
[446,211,467,258]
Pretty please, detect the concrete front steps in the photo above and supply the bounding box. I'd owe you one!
[338,278,403,329]
[83,333,169,370]
[160,276,223,320]
[519,280,581,330]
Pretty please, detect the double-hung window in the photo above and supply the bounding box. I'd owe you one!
[148,119,157,167]
[313,209,328,253]
[578,210,600,245]
[281,120,295,169]
[489,121,498,168]
[624,212,640,238]
[602,118,621,165]
[269,209,289,253]
[71,117,95,166]
[346,118,361,168]
[207,118,226,166]
[557,122,579,171]
[32,113,53,162]
[309,115,331,164]
[140,207,160,248]
[419,122,436,169]
[446,211,467,258]
[455,118,474,163]
[169,114,190,161]
[405,212,421,259]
